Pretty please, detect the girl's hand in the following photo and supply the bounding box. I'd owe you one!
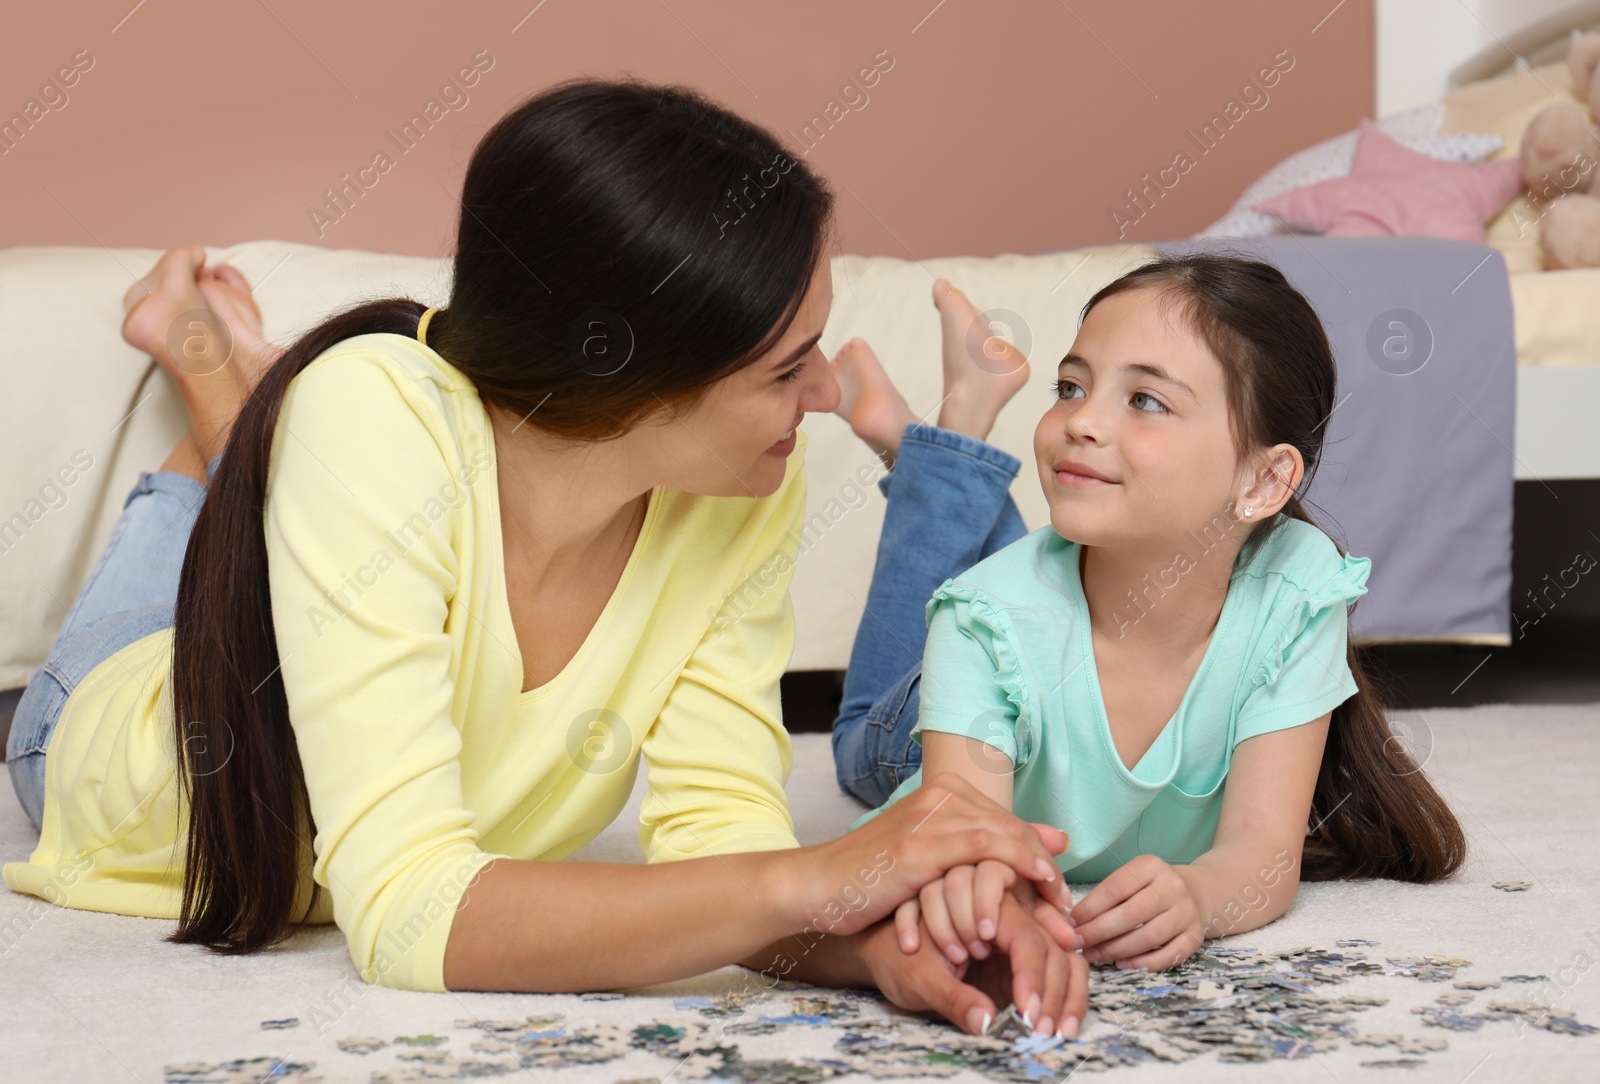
[1070,854,1205,971]
[793,773,1069,940]
[892,860,1079,964]
[864,891,1089,1038]
[1009,875,1082,953]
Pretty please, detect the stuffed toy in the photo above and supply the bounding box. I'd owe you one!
[1520,32,1600,268]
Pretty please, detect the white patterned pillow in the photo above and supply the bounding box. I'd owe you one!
[1194,103,1506,239]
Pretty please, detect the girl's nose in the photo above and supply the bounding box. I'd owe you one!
[1058,395,1104,445]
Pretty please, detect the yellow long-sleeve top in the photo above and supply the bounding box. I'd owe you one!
[3,333,808,991]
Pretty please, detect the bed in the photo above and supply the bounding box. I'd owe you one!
[1445,9,1600,485]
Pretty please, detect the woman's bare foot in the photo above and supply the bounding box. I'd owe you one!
[122,245,211,361]
[932,279,1031,441]
[832,337,916,467]
[202,263,262,327]
[196,265,282,384]
[123,246,282,478]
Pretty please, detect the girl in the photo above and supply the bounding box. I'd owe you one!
[832,255,1466,1026]
[3,79,1086,1036]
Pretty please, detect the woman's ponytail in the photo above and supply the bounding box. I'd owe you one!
[168,299,429,952]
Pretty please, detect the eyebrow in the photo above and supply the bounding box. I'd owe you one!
[773,333,823,370]
[1059,353,1198,402]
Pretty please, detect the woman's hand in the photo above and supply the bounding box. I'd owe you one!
[863,891,1089,1038]
[1070,854,1205,971]
[788,773,1069,940]
[892,861,1080,965]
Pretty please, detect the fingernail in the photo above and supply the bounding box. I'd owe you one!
[1074,933,1085,950]
[1021,1006,1033,1029]
[1083,947,1099,961]
[969,940,988,959]
[1035,858,1056,881]
[1027,993,1041,1027]
[1061,1015,1080,1039]
[1038,1016,1053,1037]
[978,919,995,940]
[946,944,967,965]
[981,1011,993,1034]
[967,1007,986,1034]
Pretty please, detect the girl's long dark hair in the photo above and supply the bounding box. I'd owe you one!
[168,78,834,952]
[1080,253,1467,884]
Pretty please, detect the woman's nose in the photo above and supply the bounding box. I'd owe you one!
[803,347,843,415]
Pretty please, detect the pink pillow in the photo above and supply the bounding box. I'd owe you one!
[1254,118,1525,244]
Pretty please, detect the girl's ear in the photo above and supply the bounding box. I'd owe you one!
[1236,443,1304,519]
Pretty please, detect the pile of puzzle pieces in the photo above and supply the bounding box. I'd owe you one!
[163,941,1595,1082]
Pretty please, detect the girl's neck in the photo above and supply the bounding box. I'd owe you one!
[1079,535,1241,655]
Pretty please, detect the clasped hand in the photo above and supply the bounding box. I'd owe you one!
[896,863,1203,978]
[891,857,1085,1038]
[889,852,1208,1034]
[866,887,1088,1039]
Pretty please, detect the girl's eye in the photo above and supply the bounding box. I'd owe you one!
[1051,378,1083,401]
[777,359,807,385]
[1131,391,1169,414]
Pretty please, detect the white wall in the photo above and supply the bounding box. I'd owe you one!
[1376,0,1577,115]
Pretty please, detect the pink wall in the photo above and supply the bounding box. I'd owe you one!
[0,0,1372,259]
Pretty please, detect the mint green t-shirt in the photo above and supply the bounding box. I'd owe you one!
[851,517,1371,882]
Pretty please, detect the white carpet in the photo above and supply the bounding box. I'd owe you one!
[3,704,1597,1083]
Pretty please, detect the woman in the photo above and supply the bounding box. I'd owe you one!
[3,79,1087,1036]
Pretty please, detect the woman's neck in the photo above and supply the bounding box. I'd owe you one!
[488,405,653,579]
[1080,534,1241,655]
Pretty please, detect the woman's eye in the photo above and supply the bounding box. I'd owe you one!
[1132,391,1169,414]
[1051,378,1083,401]
[777,359,807,384]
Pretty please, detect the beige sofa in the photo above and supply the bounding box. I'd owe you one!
[0,240,1158,691]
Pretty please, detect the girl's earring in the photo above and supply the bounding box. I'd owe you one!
[1242,506,1255,518]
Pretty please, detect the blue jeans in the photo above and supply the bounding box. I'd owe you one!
[831,424,1030,807]
[6,458,217,830]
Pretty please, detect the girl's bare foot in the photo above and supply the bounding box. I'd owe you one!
[832,337,916,467]
[932,279,1031,442]
[123,246,282,477]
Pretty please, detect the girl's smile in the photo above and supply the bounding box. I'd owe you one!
[1051,456,1120,486]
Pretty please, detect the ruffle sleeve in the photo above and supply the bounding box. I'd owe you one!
[920,579,1041,767]
[1251,552,1372,691]
[1236,552,1372,745]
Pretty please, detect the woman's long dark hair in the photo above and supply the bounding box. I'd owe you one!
[1079,253,1467,884]
[168,79,834,952]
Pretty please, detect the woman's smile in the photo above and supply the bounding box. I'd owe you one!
[766,427,799,456]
